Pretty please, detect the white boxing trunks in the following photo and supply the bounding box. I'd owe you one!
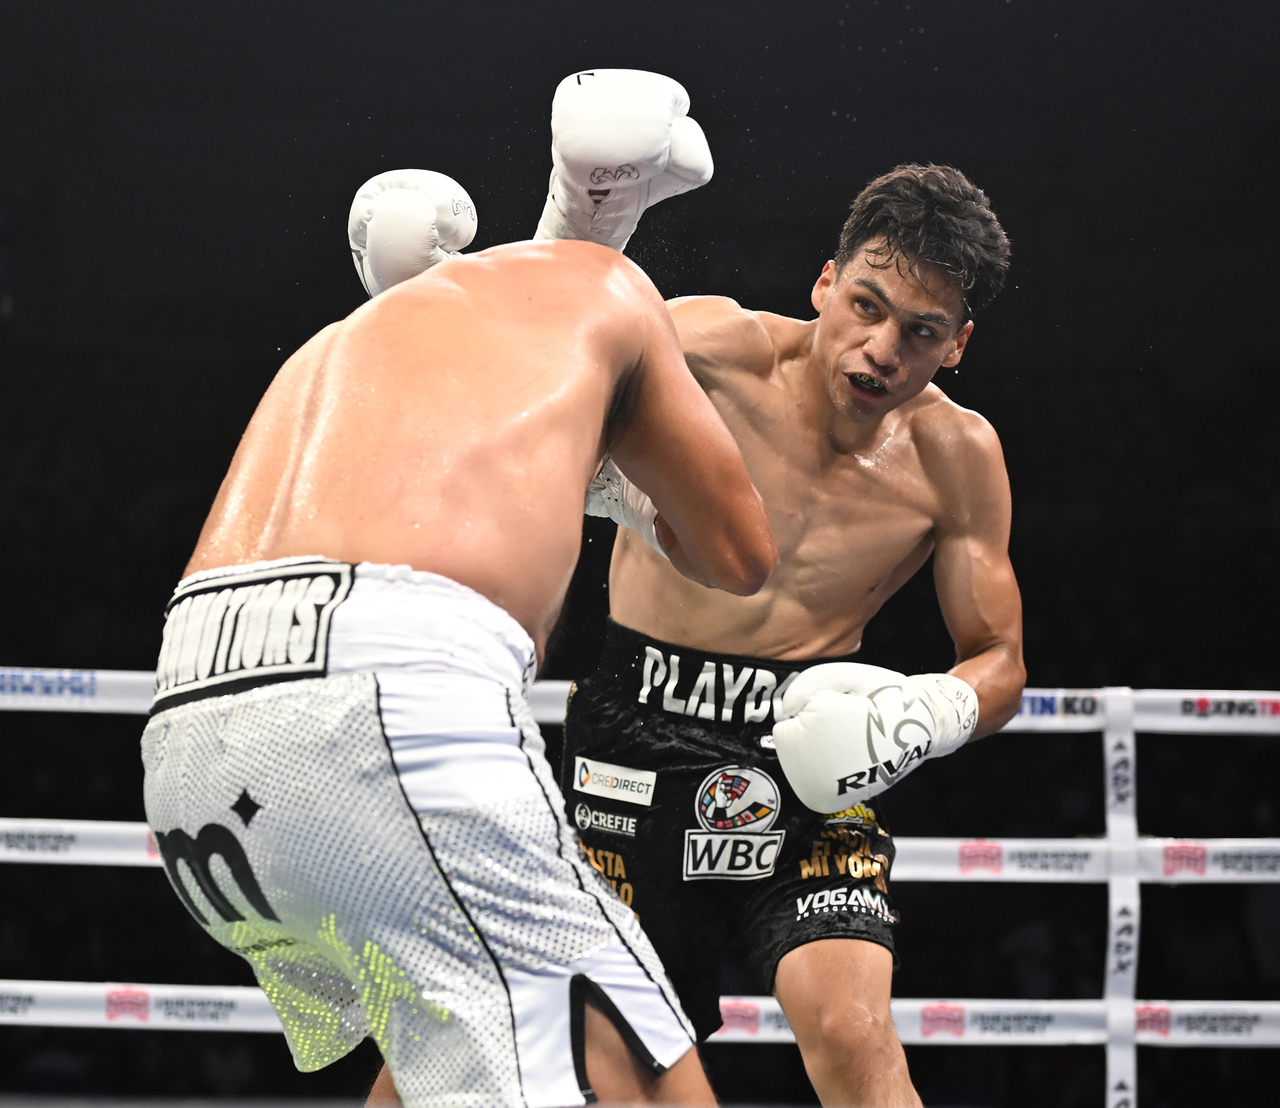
[141,557,694,1108]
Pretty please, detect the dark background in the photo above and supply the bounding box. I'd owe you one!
[1,1,1278,1104]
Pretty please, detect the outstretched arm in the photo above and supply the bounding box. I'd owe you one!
[928,411,1026,738]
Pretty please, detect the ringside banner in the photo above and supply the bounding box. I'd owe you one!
[0,980,282,1032]
[0,669,154,715]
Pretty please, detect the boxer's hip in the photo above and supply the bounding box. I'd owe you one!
[563,620,899,1037]
[151,556,537,716]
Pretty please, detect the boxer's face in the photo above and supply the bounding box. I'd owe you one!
[810,240,972,422]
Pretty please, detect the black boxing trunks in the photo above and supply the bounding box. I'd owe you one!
[561,619,899,1041]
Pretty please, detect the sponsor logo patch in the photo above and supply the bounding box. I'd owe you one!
[589,163,641,185]
[1007,849,1096,873]
[960,839,1004,874]
[0,993,35,1017]
[636,646,798,726]
[582,844,633,906]
[1137,1004,1171,1036]
[793,883,897,923]
[921,1002,966,1037]
[1163,842,1207,877]
[1017,693,1099,718]
[1214,850,1280,874]
[574,802,637,838]
[798,828,890,891]
[2,831,76,854]
[684,766,785,881]
[1181,696,1280,718]
[573,757,656,807]
[1175,1011,1261,1036]
[154,997,238,1023]
[823,803,879,828]
[153,561,353,711]
[106,987,150,1022]
[971,1011,1055,1035]
[719,998,760,1034]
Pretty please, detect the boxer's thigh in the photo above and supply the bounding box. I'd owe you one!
[737,803,900,994]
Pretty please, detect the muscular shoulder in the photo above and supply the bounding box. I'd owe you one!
[469,239,652,302]
[667,296,776,382]
[907,386,1011,525]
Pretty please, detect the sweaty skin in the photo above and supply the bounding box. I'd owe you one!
[187,239,775,663]
[610,243,1025,736]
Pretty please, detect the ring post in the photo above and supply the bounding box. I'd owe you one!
[1103,687,1138,1108]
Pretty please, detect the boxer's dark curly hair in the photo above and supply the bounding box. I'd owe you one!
[835,164,1010,320]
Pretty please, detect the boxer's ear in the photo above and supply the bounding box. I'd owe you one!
[942,320,974,368]
[811,260,838,313]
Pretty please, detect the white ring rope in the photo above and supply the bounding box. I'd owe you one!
[4,818,1277,883]
[2,980,1277,1048]
[4,673,1280,1105]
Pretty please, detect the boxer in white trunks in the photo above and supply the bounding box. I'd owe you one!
[141,234,776,1108]
[364,70,1025,1107]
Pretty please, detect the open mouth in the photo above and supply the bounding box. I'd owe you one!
[845,371,887,395]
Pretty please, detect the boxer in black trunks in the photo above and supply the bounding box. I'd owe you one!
[561,159,1025,1106]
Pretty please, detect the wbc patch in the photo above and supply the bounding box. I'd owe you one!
[683,765,786,881]
[152,562,353,712]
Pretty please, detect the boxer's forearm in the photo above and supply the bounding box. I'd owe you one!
[950,642,1025,739]
[654,513,775,597]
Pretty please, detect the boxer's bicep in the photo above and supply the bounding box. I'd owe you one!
[930,419,1025,735]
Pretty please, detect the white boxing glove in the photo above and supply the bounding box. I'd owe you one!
[534,69,714,252]
[584,458,668,558]
[348,169,478,297]
[770,663,979,812]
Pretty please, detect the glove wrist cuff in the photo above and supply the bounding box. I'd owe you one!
[535,175,640,252]
[919,673,980,753]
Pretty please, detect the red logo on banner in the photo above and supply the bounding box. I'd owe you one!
[718,999,760,1035]
[959,840,1003,874]
[1163,842,1207,877]
[1136,1004,1171,1036]
[106,988,150,1022]
[921,1003,966,1037]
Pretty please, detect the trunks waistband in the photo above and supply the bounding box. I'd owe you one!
[597,619,859,728]
[152,558,536,714]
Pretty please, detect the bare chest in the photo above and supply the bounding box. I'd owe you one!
[713,380,940,611]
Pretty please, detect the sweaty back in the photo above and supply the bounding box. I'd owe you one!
[188,241,649,651]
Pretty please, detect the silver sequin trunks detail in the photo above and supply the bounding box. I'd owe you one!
[142,559,694,1108]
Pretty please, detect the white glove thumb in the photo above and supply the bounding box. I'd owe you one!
[645,115,715,206]
[780,662,913,717]
[348,169,478,297]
